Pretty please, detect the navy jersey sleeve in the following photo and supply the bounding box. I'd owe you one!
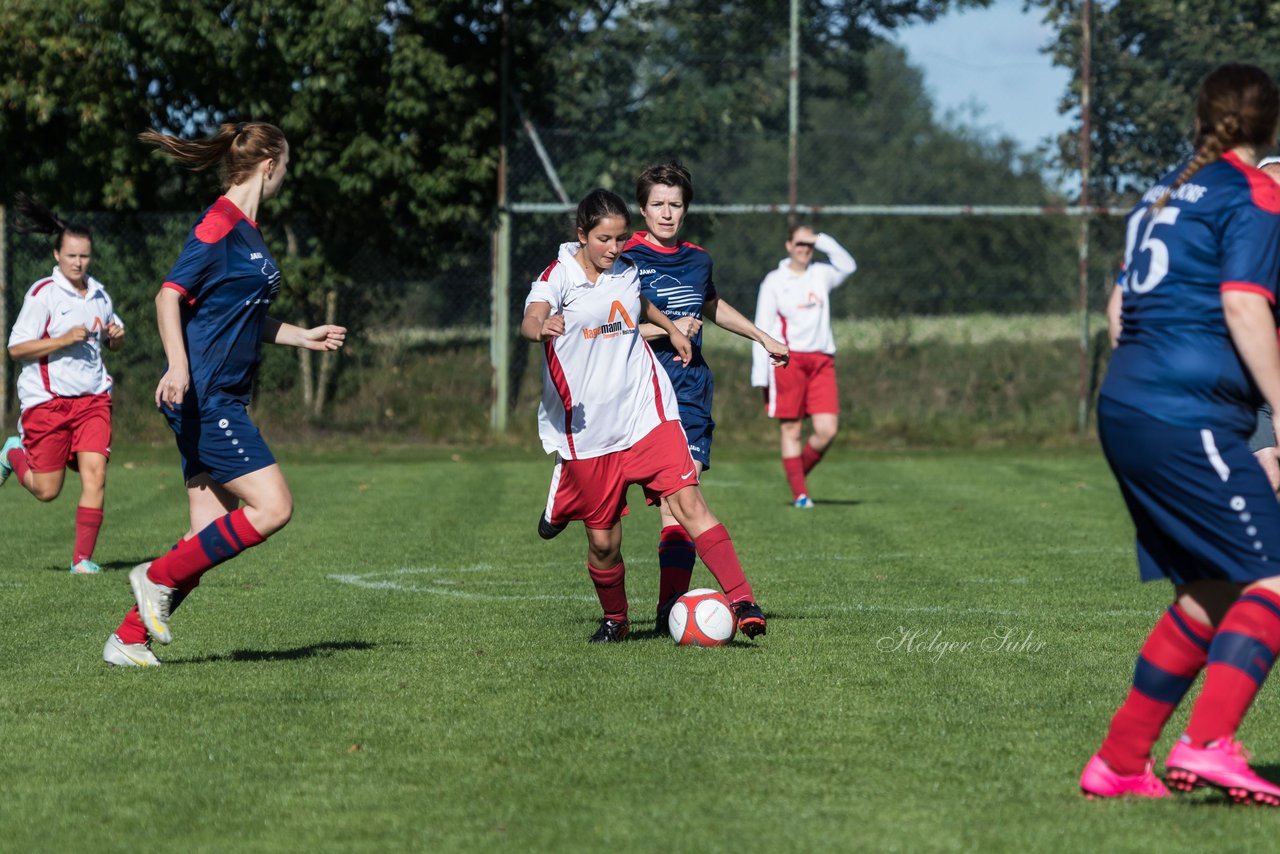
[164,231,220,302]
[1221,202,1280,300]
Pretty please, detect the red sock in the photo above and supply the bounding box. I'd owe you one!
[658,525,695,607]
[74,506,104,564]
[1185,589,1280,746]
[589,562,627,621]
[800,443,824,475]
[1098,603,1214,775]
[147,507,266,588]
[782,456,807,499]
[115,576,201,645]
[693,523,753,604]
[8,446,31,485]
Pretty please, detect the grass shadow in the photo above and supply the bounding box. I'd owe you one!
[168,640,376,666]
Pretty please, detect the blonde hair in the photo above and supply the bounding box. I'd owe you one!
[140,122,287,191]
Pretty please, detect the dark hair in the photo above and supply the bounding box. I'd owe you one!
[13,192,91,250]
[576,189,629,238]
[139,122,288,191]
[1155,63,1280,211]
[635,161,693,207]
[788,222,815,240]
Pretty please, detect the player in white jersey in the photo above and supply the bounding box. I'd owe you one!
[751,224,856,506]
[1,194,125,574]
[524,189,768,642]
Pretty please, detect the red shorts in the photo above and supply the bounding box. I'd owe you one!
[544,420,698,530]
[767,351,838,420]
[19,393,112,473]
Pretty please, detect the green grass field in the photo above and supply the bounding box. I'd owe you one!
[4,444,1280,851]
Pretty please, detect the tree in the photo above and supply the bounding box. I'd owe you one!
[1033,0,1280,204]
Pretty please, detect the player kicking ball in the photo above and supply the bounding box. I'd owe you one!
[523,189,767,643]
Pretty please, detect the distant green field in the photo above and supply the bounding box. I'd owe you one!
[8,444,1274,852]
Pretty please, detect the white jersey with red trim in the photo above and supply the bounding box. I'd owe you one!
[526,242,680,460]
[750,233,855,387]
[8,267,123,413]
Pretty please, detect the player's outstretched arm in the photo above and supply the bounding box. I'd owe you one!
[705,295,789,365]
[642,297,690,364]
[638,315,701,342]
[263,317,347,351]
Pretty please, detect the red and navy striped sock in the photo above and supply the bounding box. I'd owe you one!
[800,443,824,475]
[1184,588,1280,747]
[74,506,103,564]
[782,456,807,499]
[657,525,695,607]
[693,523,753,604]
[1098,602,1214,775]
[588,561,627,622]
[146,507,266,589]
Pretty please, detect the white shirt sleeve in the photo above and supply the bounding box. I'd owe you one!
[815,233,856,289]
[8,285,51,350]
[750,276,780,387]
[525,276,562,314]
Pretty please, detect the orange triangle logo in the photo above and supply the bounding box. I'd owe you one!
[608,301,635,327]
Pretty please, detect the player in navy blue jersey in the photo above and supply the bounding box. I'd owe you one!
[102,122,346,667]
[621,162,789,633]
[1080,64,1280,805]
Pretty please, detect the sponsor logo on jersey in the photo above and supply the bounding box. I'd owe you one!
[582,301,637,340]
[1140,182,1208,205]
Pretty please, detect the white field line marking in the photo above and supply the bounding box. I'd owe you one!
[328,565,596,602]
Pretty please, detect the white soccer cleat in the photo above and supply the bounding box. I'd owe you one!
[129,562,175,645]
[103,633,162,667]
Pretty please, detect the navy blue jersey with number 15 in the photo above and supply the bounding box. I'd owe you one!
[1101,151,1280,432]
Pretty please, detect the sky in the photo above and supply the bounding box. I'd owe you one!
[891,0,1073,155]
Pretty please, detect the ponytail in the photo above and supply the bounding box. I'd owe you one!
[140,121,287,191]
[13,192,91,250]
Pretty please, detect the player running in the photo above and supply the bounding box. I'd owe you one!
[102,122,346,667]
[620,162,788,632]
[525,188,768,642]
[751,225,856,507]
[2,194,125,574]
[1081,63,1280,805]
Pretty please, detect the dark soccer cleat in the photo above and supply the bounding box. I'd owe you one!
[589,618,630,644]
[732,600,767,639]
[538,513,567,540]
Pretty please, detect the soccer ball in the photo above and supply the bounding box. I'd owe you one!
[668,588,736,647]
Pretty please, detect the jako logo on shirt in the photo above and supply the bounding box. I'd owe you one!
[582,301,636,340]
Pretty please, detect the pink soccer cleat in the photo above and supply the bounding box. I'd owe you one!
[1165,737,1280,806]
[1079,754,1170,799]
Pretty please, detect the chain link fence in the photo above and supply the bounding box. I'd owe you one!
[0,121,1129,446]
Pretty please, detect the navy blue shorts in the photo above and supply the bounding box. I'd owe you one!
[666,363,715,470]
[1099,397,1280,585]
[163,395,276,485]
